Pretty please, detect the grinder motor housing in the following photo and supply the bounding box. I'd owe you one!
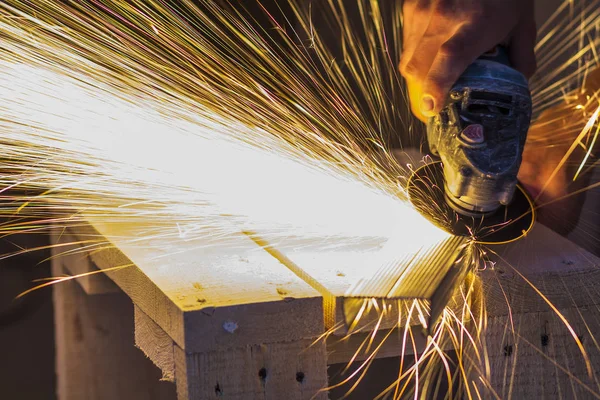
[427,47,533,216]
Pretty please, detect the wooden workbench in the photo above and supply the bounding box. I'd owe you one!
[51,216,600,399]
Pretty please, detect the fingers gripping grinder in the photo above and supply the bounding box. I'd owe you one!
[427,47,533,217]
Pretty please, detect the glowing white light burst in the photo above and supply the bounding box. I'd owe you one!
[0,0,599,398]
[0,0,438,254]
[0,58,448,251]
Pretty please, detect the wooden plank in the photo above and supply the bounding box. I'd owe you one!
[479,223,600,398]
[253,231,468,333]
[61,220,324,353]
[320,224,600,397]
[483,223,600,315]
[135,302,329,400]
[135,305,176,381]
[173,340,328,400]
[484,307,600,399]
[52,254,176,400]
[58,202,600,400]
[135,296,418,378]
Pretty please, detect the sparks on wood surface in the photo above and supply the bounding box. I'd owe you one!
[0,0,599,399]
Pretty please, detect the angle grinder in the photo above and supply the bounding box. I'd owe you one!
[408,46,535,242]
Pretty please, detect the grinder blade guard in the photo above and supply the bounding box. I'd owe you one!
[427,47,532,217]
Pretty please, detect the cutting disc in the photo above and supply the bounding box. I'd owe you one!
[407,161,535,245]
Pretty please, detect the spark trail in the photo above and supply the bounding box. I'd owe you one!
[0,0,600,399]
[0,58,430,249]
[0,0,434,253]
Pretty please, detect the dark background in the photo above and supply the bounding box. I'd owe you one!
[0,1,587,399]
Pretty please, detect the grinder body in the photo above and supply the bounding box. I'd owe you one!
[427,48,532,216]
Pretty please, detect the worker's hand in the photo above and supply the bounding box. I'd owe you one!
[400,0,537,122]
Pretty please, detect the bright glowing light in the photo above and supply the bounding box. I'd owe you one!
[1,0,599,399]
[0,0,428,253]
[0,59,449,252]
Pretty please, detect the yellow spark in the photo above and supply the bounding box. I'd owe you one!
[16,263,133,298]
[0,1,598,399]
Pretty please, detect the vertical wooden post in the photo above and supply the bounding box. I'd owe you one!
[52,253,177,400]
